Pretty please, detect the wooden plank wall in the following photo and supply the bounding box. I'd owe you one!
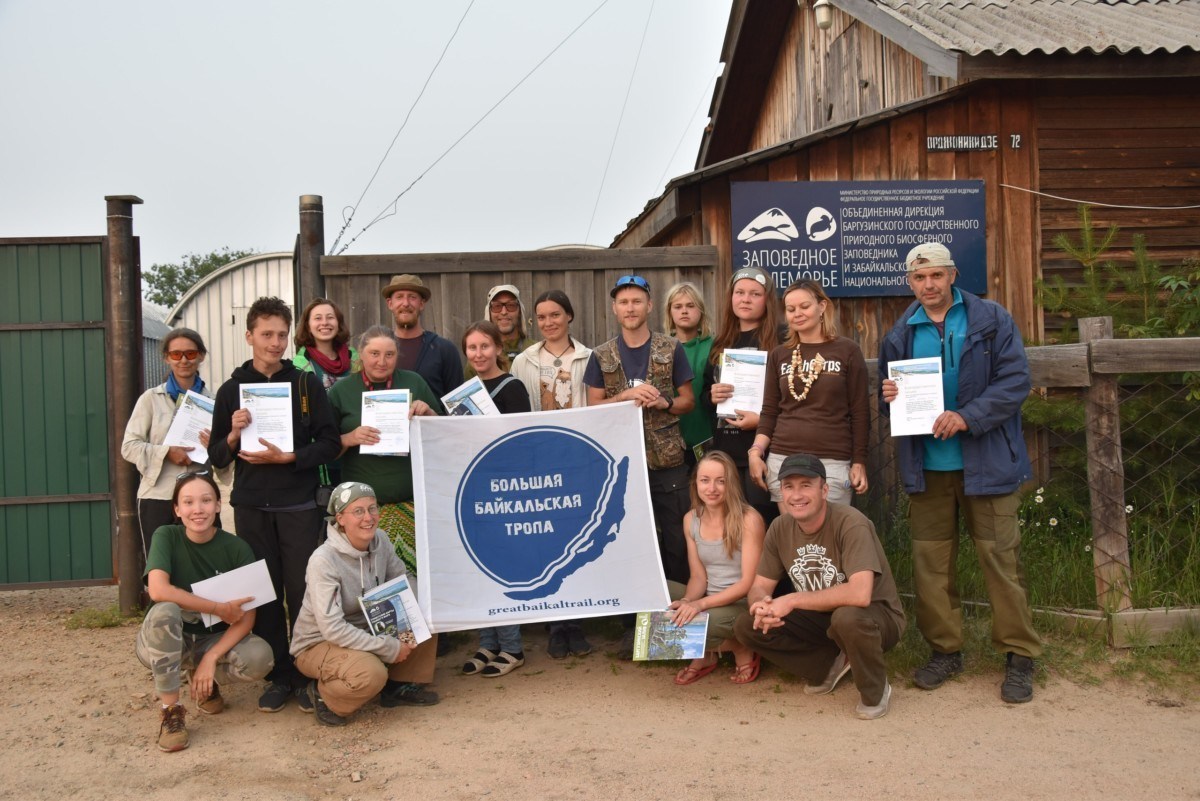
[320,247,720,352]
[749,10,955,153]
[1037,78,1200,338]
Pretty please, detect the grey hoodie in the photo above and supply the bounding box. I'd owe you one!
[289,523,409,663]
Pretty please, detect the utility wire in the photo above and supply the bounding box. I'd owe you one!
[655,64,722,192]
[337,0,612,256]
[1000,184,1200,210]
[328,0,476,256]
[584,0,655,245]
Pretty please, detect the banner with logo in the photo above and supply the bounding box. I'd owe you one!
[411,403,670,631]
[731,180,987,297]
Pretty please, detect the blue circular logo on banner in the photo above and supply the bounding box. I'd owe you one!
[455,426,629,600]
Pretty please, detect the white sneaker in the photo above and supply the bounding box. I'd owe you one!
[805,651,851,695]
[855,680,891,720]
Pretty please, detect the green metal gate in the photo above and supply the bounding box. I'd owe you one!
[0,238,116,587]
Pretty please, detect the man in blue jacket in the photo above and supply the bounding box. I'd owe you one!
[879,241,1041,704]
[384,273,464,399]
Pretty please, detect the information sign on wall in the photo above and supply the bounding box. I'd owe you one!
[731,180,987,297]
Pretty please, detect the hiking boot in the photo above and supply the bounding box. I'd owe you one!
[1001,653,1035,704]
[805,651,851,695]
[566,625,593,657]
[913,651,963,690]
[855,681,892,720]
[547,628,569,659]
[157,703,189,752]
[307,681,347,727]
[257,682,292,713]
[380,681,440,708]
[196,682,224,715]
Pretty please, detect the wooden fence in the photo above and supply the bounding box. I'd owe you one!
[866,318,1200,646]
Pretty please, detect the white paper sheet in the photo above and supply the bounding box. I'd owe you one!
[190,559,277,628]
[239,382,294,453]
[715,348,768,418]
[441,376,501,417]
[359,388,412,455]
[887,356,945,437]
[162,390,214,465]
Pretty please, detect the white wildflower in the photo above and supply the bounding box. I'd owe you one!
[1125,504,1133,514]
[1049,518,1058,527]
[1035,495,1044,504]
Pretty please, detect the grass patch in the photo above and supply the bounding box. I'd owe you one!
[64,604,141,630]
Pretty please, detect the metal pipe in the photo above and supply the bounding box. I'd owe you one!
[298,194,325,308]
[105,194,144,615]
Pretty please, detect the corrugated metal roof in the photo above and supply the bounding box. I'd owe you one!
[866,0,1200,56]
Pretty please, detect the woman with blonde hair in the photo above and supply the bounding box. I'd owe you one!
[663,282,714,465]
[667,451,765,685]
[749,279,870,507]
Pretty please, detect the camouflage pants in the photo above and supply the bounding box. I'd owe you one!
[135,602,273,695]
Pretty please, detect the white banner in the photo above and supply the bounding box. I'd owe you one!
[412,403,669,631]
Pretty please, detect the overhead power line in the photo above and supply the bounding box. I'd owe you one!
[328,0,477,256]
[584,0,655,245]
[336,0,613,256]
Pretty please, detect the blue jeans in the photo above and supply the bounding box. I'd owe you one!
[479,625,523,654]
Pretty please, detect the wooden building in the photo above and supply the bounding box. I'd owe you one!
[612,0,1200,353]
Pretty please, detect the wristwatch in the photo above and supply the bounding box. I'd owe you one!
[664,394,675,411]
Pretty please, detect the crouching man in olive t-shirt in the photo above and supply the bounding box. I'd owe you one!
[734,453,905,720]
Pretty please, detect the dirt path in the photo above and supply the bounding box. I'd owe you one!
[1,586,1196,801]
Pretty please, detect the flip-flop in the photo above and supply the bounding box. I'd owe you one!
[730,653,761,685]
[674,660,719,686]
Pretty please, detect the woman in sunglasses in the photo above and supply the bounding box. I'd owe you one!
[122,327,223,557]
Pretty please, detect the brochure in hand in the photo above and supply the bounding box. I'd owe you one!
[632,609,709,660]
[358,574,432,644]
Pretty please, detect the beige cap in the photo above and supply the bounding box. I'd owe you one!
[905,242,956,273]
[381,274,430,300]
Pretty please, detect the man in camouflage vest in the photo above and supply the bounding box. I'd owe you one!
[584,274,695,590]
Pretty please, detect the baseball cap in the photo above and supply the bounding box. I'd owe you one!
[776,453,827,481]
[905,242,956,273]
[611,274,651,297]
[731,266,775,289]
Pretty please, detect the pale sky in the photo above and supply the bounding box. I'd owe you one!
[0,0,731,273]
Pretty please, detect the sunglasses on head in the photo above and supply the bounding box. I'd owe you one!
[613,275,650,292]
[176,469,213,482]
[166,350,201,361]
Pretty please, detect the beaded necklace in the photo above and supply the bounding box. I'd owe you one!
[787,346,826,402]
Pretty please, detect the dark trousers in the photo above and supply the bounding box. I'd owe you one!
[648,463,690,585]
[137,498,176,558]
[734,603,902,706]
[234,505,324,688]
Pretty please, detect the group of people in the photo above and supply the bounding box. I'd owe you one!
[122,239,1041,752]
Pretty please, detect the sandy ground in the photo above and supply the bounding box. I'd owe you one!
[2,585,1197,801]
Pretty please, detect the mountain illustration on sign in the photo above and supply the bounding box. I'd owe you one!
[455,427,630,600]
[737,207,799,243]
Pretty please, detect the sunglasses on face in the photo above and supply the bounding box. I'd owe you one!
[167,350,201,361]
[489,301,520,313]
[614,275,650,292]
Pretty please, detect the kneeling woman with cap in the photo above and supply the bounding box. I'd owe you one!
[290,482,439,726]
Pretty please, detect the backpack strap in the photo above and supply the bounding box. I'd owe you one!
[488,375,518,399]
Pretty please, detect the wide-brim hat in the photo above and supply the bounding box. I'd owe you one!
[382,273,431,300]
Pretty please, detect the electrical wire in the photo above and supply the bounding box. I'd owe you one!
[328,0,476,256]
[1000,183,1200,210]
[337,0,613,256]
[584,0,655,245]
[655,64,722,192]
